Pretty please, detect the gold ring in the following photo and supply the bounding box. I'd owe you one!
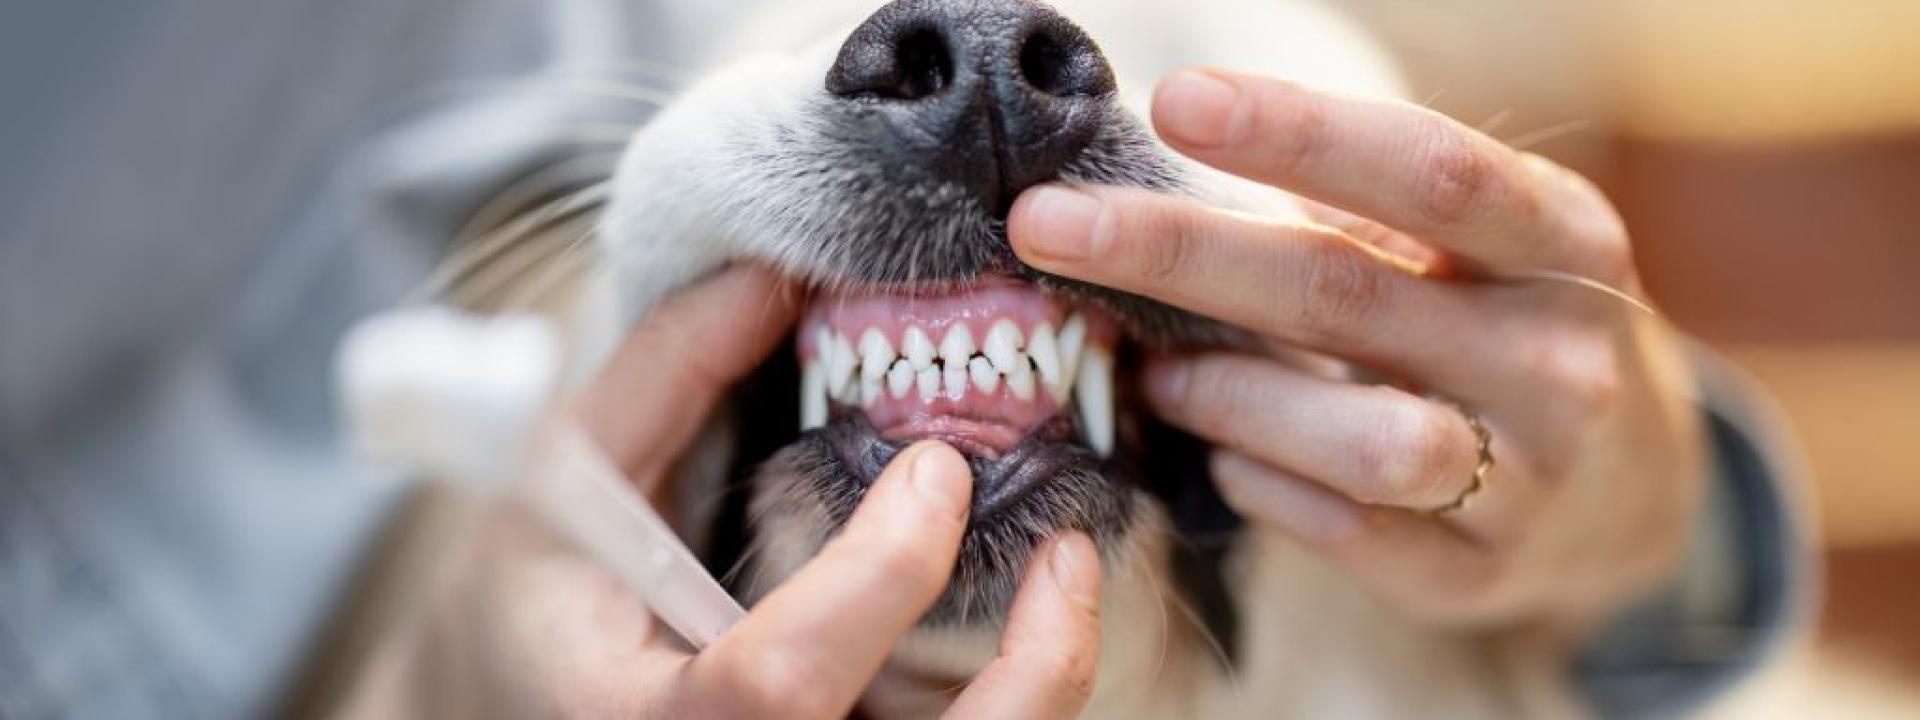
[1428,399,1494,515]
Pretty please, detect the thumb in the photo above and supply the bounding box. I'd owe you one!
[572,265,799,485]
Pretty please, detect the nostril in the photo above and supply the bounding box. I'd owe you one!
[894,29,952,99]
[1017,32,1071,96]
[1016,29,1110,98]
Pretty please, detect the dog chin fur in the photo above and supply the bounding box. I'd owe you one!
[549,1,1588,717]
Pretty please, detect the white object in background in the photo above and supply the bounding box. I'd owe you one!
[336,306,746,649]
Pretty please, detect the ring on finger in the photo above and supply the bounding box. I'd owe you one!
[1426,398,1494,516]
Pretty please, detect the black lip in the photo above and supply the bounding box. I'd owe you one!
[816,410,1104,520]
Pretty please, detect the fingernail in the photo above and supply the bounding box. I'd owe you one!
[1155,69,1243,148]
[1143,358,1192,409]
[1049,533,1101,616]
[1014,185,1105,263]
[908,441,971,521]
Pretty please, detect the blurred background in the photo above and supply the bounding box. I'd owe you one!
[1,0,1915,717]
[1342,0,1920,702]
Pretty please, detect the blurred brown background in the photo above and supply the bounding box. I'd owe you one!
[1347,0,1920,689]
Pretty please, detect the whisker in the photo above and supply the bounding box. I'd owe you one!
[457,218,596,310]
[1504,119,1593,152]
[458,155,619,246]
[497,232,597,312]
[420,182,609,303]
[534,74,680,107]
[1476,108,1514,135]
[1490,267,1659,317]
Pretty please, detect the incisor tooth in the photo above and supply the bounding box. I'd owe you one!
[1006,360,1036,401]
[902,326,935,371]
[859,374,881,407]
[1074,347,1114,456]
[827,331,856,398]
[800,361,826,430]
[943,363,968,399]
[858,328,893,383]
[968,356,1000,393]
[983,319,1024,373]
[916,366,940,400]
[938,323,975,365]
[1057,314,1086,393]
[886,359,913,399]
[1027,322,1062,399]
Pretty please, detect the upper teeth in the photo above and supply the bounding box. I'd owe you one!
[798,313,1115,456]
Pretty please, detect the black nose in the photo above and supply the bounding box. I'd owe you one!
[826,0,1116,216]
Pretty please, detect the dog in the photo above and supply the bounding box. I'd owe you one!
[443,0,1582,717]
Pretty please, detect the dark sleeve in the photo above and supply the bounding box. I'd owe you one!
[1572,348,1816,719]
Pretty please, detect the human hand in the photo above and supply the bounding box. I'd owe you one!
[345,267,1103,719]
[1007,68,1706,634]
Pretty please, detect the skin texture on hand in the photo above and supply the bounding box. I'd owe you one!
[1009,68,1706,637]
[339,268,1103,719]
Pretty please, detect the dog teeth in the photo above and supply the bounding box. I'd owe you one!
[826,331,856,399]
[982,319,1024,375]
[1005,359,1036,401]
[803,313,1103,444]
[938,324,975,366]
[1074,346,1115,457]
[968,356,1000,393]
[915,366,940,400]
[886,359,914,399]
[943,362,969,399]
[800,360,827,430]
[858,328,893,385]
[902,326,935,371]
[1027,322,1062,402]
[1057,314,1086,396]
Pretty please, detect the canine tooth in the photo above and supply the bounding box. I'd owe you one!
[944,362,969,399]
[983,319,1024,373]
[938,323,976,365]
[1075,347,1114,457]
[1006,360,1036,401]
[968,356,1000,393]
[826,331,856,398]
[902,325,935,371]
[800,361,827,430]
[858,328,894,384]
[916,366,940,400]
[1057,314,1087,395]
[886,359,914,399]
[1027,322,1062,400]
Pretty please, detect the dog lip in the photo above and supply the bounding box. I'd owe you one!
[818,410,1100,520]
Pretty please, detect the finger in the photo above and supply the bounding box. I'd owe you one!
[1145,353,1484,510]
[681,441,972,720]
[945,533,1103,720]
[573,264,799,482]
[1010,185,1500,389]
[1149,67,1613,277]
[1210,451,1509,624]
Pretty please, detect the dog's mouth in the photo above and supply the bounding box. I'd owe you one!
[795,273,1127,520]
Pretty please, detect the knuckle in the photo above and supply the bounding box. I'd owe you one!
[1371,400,1468,505]
[1295,240,1391,344]
[1532,335,1624,422]
[1184,358,1258,424]
[1255,81,1329,177]
[1135,203,1201,284]
[1413,126,1506,228]
[1030,647,1100,706]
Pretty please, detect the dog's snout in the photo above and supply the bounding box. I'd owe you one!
[826,0,1116,215]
